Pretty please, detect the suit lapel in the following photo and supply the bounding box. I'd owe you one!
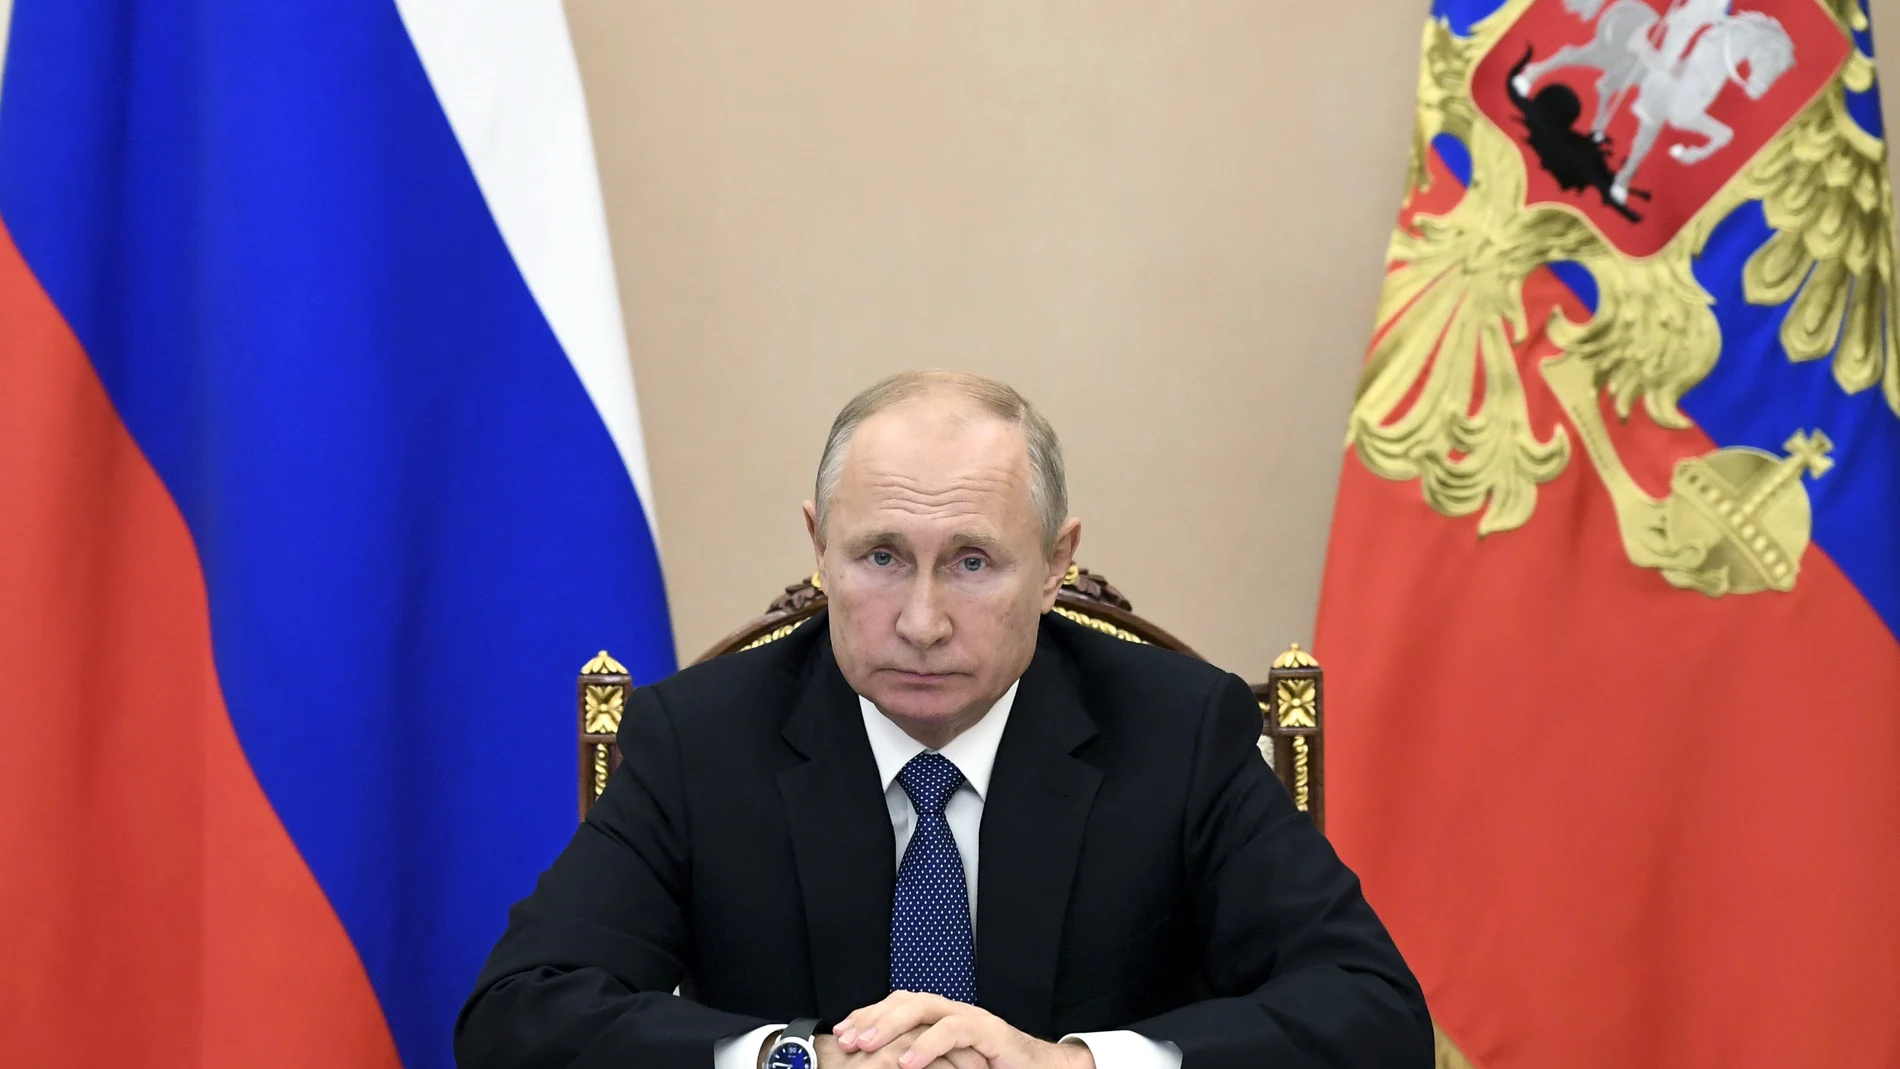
[975,629,1100,1039]
[778,620,896,1024]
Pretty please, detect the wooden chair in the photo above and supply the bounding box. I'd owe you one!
[579,566,1324,829]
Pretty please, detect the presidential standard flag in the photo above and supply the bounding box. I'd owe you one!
[0,2,674,1067]
[1317,0,1900,1067]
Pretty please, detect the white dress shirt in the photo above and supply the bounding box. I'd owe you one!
[712,683,1182,1069]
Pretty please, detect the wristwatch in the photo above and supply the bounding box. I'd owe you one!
[764,1018,820,1069]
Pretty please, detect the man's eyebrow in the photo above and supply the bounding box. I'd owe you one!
[840,530,902,555]
[950,532,1006,554]
[837,530,1009,556]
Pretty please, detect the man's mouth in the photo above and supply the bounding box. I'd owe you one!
[886,669,958,682]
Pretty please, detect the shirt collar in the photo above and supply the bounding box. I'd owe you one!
[857,679,1019,801]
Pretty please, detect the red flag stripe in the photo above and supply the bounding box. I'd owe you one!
[0,218,403,1068]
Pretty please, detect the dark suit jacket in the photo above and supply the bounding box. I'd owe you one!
[457,611,1431,1069]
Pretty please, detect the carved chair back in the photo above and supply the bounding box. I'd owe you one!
[579,566,1324,828]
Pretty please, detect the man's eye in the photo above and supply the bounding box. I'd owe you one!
[870,550,895,567]
[958,556,985,572]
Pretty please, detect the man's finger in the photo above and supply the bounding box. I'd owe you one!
[835,993,906,1048]
[944,1046,990,1069]
[837,994,913,1051]
[897,1016,979,1069]
[844,993,960,1052]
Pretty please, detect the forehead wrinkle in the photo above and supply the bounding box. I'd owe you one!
[859,468,1024,502]
[858,483,1025,526]
[871,498,989,520]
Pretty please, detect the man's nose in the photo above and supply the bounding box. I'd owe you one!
[893,573,952,649]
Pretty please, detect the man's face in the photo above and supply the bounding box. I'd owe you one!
[806,398,1078,743]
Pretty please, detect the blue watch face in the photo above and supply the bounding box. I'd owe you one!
[767,1041,812,1069]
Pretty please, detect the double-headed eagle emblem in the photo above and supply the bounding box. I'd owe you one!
[1357,0,1896,596]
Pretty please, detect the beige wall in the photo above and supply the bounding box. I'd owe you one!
[567,0,1900,680]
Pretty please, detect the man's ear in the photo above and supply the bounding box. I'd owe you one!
[803,501,825,568]
[1041,517,1082,610]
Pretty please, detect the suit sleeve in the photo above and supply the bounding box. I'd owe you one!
[454,686,771,1069]
[1126,674,1434,1069]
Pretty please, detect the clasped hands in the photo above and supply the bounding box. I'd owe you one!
[818,992,1093,1069]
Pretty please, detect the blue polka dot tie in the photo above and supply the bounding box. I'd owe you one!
[889,752,977,1003]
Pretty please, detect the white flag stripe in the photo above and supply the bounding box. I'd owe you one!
[393,0,661,545]
[0,0,16,116]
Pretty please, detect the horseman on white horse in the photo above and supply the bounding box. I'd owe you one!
[1512,0,1797,207]
[1630,0,1733,78]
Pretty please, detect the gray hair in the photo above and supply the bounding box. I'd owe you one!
[813,370,1069,551]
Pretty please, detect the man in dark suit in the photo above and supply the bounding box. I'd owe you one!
[457,371,1431,1069]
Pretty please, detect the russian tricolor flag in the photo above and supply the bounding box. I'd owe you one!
[0,3,673,1066]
